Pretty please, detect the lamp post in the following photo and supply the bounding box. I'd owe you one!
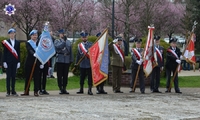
[112,0,115,39]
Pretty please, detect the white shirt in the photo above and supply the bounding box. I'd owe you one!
[10,39,15,47]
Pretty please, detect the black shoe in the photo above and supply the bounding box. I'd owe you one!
[175,91,182,94]
[6,92,10,97]
[21,92,29,96]
[101,90,107,94]
[43,90,49,95]
[153,90,162,93]
[34,92,39,97]
[88,90,93,95]
[39,90,44,95]
[141,91,145,94]
[96,90,101,94]
[165,90,171,93]
[114,90,123,93]
[77,89,84,94]
[59,90,64,94]
[50,75,55,78]
[11,91,19,96]
[63,90,69,94]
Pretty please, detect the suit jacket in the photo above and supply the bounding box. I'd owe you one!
[156,45,164,67]
[76,41,92,68]
[131,48,143,69]
[3,39,20,64]
[25,40,40,67]
[54,39,73,64]
[109,42,124,67]
[165,46,181,71]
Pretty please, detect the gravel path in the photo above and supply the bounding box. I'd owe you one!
[1,87,200,120]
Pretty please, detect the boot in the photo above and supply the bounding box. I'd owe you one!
[77,85,84,94]
[88,85,93,95]
[100,85,107,94]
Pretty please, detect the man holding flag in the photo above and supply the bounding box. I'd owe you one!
[165,37,182,94]
[76,32,93,95]
[150,35,164,93]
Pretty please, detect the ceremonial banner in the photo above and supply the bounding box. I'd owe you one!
[89,29,109,86]
[184,33,196,64]
[143,26,157,77]
[35,25,55,65]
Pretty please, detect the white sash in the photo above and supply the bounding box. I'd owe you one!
[2,40,18,59]
[113,44,124,62]
[155,47,162,61]
[132,48,142,60]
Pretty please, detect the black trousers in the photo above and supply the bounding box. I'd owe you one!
[39,64,48,91]
[96,81,105,91]
[79,68,92,86]
[56,63,70,90]
[6,62,17,93]
[130,67,145,92]
[151,67,161,91]
[166,68,180,92]
[25,64,40,92]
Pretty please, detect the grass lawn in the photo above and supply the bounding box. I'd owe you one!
[0,76,199,92]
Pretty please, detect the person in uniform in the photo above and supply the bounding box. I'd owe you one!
[150,35,164,93]
[130,38,145,94]
[21,30,43,97]
[54,29,73,94]
[76,32,93,95]
[39,61,49,95]
[2,28,20,96]
[109,36,124,93]
[165,37,182,93]
[95,32,107,94]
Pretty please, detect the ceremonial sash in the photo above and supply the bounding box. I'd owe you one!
[2,40,18,59]
[167,49,178,59]
[167,48,181,72]
[113,44,124,62]
[155,47,162,62]
[78,43,89,58]
[28,40,37,51]
[132,48,142,60]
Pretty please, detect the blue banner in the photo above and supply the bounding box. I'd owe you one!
[35,30,55,65]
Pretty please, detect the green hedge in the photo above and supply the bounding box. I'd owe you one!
[0,37,27,78]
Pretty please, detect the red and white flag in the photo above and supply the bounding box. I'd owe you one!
[143,26,157,77]
[89,29,109,86]
[184,33,196,64]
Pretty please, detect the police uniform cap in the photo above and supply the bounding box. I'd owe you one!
[116,36,122,41]
[96,32,101,37]
[80,32,88,37]
[29,30,38,36]
[135,38,142,43]
[58,29,65,34]
[154,35,160,40]
[8,28,16,34]
[169,37,177,43]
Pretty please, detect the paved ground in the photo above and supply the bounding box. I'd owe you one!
[0,71,200,120]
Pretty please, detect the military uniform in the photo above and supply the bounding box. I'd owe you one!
[130,39,145,94]
[76,32,93,95]
[54,29,73,94]
[2,28,20,96]
[165,37,182,93]
[151,36,164,93]
[109,37,124,93]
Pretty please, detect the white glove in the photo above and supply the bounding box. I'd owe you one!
[33,53,36,57]
[40,64,44,69]
[180,55,184,60]
[3,62,8,68]
[136,60,142,65]
[17,63,20,69]
[176,59,181,64]
[113,39,118,43]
